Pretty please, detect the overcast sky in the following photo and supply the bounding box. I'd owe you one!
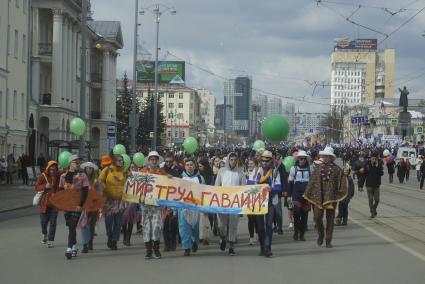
[91,0,425,112]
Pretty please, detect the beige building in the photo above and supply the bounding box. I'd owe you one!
[0,0,29,159]
[136,84,202,147]
[331,39,395,109]
[30,0,122,161]
[196,88,215,139]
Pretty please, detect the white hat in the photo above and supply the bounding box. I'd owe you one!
[297,150,309,158]
[80,161,99,172]
[319,146,336,158]
[261,150,273,159]
[383,149,391,157]
[68,154,80,163]
[148,151,160,159]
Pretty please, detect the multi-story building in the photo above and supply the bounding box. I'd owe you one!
[254,94,268,120]
[196,88,215,136]
[295,112,327,135]
[267,97,282,116]
[134,84,202,146]
[0,0,29,158]
[283,102,295,137]
[30,0,123,161]
[224,77,252,137]
[330,39,395,109]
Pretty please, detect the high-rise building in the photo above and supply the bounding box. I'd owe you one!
[224,77,252,137]
[214,104,233,133]
[330,39,395,109]
[283,103,295,137]
[196,88,215,135]
[267,97,283,116]
[254,94,268,120]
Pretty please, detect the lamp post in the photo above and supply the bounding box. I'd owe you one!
[130,0,139,154]
[140,4,176,150]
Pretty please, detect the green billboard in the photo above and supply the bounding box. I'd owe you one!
[136,61,185,84]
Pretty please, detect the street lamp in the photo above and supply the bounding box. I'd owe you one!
[140,4,176,150]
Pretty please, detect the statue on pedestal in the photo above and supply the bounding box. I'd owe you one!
[399,86,409,113]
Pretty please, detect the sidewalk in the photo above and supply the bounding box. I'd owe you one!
[0,183,35,212]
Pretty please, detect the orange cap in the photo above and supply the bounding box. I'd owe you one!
[101,155,112,167]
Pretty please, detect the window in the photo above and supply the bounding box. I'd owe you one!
[21,93,24,117]
[178,103,183,108]
[168,103,174,108]
[0,91,2,117]
[167,131,171,137]
[22,34,26,62]
[168,113,174,119]
[168,93,174,98]
[181,131,185,138]
[23,0,27,13]
[16,0,19,8]
[179,93,183,99]
[13,90,17,119]
[14,30,18,58]
[175,130,178,137]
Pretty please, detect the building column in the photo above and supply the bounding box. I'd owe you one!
[62,17,68,106]
[70,24,76,111]
[66,19,72,108]
[51,9,63,106]
[101,50,110,120]
[31,57,41,104]
[32,8,40,57]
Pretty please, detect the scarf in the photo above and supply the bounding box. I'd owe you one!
[258,166,273,184]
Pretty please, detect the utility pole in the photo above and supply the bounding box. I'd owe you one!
[152,6,160,150]
[130,0,138,154]
[79,0,87,157]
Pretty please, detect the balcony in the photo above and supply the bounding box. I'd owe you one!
[91,73,102,83]
[90,111,101,120]
[39,42,52,56]
[40,93,51,105]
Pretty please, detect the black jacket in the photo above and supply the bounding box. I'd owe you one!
[365,160,384,188]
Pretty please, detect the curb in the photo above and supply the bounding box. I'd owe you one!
[0,204,34,214]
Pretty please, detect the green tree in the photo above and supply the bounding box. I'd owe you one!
[137,87,166,148]
[116,72,133,150]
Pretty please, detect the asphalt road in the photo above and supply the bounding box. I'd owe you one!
[1,170,425,284]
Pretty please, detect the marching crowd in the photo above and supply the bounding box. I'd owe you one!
[32,143,425,260]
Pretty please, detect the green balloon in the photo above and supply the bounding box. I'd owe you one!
[183,137,198,154]
[253,140,265,151]
[122,154,131,170]
[58,151,72,168]
[70,117,86,136]
[261,115,289,143]
[133,152,145,167]
[113,144,126,155]
[283,156,295,172]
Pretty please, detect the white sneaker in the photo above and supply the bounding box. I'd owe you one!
[41,234,47,245]
[288,222,294,230]
[249,237,256,245]
[47,241,54,248]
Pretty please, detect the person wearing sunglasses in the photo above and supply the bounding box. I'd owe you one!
[255,150,280,258]
[99,154,127,251]
[287,151,312,242]
[139,151,166,259]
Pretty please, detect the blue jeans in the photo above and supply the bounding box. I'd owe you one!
[40,208,58,241]
[105,211,123,241]
[81,213,97,245]
[256,203,275,252]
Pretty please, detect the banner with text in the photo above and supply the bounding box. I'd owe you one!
[122,172,269,215]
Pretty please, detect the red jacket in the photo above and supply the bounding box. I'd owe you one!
[34,161,61,213]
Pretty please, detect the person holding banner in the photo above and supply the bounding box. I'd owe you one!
[99,155,126,251]
[255,150,281,258]
[179,158,206,256]
[139,151,166,259]
[59,155,90,259]
[246,157,259,245]
[215,152,246,256]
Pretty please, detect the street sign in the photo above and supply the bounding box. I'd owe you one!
[107,125,116,137]
[351,116,368,124]
[149,132,154,138]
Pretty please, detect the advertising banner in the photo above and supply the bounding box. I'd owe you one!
[136,61,185,83]
[122,172,270,215]
[335,39,377,51]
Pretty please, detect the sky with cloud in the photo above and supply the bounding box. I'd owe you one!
[91,0,425,112]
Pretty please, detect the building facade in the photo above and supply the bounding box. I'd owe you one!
[330,39,395,109]
[134,84,202,147]
[30,0,122,162]
[196,88,215,136]
[0,0,29,159]
[267,97,282,116]
[283,102,295,137]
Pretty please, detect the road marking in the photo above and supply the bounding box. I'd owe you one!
[350,217,425,263]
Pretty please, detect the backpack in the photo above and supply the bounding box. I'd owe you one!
[293,166,311,183]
